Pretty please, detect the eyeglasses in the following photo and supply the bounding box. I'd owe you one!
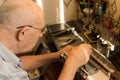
[16,25,45,33]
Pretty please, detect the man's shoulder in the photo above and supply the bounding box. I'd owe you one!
[0,58,29,80]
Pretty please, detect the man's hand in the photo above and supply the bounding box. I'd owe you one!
[58,43,92,68]
[57,45,74,57]
[67,44,92,68]
[58,44,92,80]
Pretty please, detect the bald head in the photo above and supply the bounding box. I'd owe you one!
[0,0,44,29]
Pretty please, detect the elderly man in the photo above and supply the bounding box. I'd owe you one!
[0,0,92,80]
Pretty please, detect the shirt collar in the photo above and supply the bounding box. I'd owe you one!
[0,43,21,67]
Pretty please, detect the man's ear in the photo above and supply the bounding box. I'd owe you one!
[16,26,30,41]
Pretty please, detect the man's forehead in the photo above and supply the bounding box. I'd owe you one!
[37,23,45,29]
[36,16,45,28]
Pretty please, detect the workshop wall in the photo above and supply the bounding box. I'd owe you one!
[107,0,120,21]
[113,0,120,21]
[41,0,120,25]
[41,0,78,25]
